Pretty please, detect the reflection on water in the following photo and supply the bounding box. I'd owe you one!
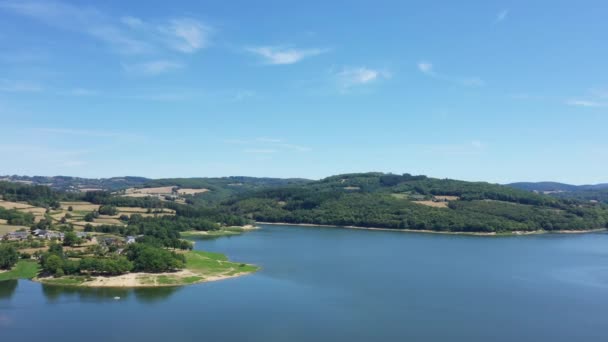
[0,280,18,300]
[40,283,182,302]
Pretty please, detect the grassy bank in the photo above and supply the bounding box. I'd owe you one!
[181,226,258,239]
[0,260,40,281]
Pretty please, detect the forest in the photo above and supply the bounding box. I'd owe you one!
[223,173,608,232]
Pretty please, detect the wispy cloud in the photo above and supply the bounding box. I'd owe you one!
[417,61,484,87]
[61,88,98,96]
[33,127,143,139]
[420,140,487,156]
[0,79,43,92]
[247,46,327,65]
[243,149,277,154]
[335,67,391,90]
[494,9,509,24]
[417,61,436,76]
[226,137,312,153]
[122,60,183,76]
[566,100,607,108]
[0,1,211,73]
[565,88,608,108]
[160,18,211,53]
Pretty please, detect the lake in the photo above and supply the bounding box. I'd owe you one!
[2,224,608,341]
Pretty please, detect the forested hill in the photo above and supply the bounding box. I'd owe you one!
[507,182,608,204]
[224,173,608,233]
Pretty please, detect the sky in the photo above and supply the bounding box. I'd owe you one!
[0,0,607,184]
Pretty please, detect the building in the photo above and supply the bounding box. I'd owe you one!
[4,231,30,241]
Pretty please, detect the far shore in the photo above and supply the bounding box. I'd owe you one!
[256,222,607,236]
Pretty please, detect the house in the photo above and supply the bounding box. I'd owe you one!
[33,229,64,240]
[125,236,136,244]
[32,229,47,237]
[100,237,121,247]
[4,231,29,241]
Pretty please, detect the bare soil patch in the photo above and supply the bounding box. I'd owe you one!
[413,200,449,208]
[177,188,209,195]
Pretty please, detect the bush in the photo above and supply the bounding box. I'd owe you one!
[20,252,32,260]
[98,205,119,216]
[0,244,19,269]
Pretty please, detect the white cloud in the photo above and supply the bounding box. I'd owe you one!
[243,149,277,154]
[566,100,606,108]
[336,67,390,89]
[121,16,143,28]
[256,137,282,143]
[122,60,183,75]
[0,0,212,76]
[233,90,256,101]
[63,88,98,96]
[0,79,43,92]
[247,46,326,65]
[227,137,312,153]
[417,61,484,87]
[417,61,435,75]
[462,77,485,87]
[161,18,211,53]
[495,9,509,24]
[33,127,142,139]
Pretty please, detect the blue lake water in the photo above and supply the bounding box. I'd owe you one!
[2,224,608,341]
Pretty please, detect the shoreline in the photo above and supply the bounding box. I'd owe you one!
[256,222,607,236]
[29,250,259,288]
[32,270,254,288]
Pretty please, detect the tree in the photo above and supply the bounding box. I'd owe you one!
[67,206,73,212]
[84,212,95,222]
[63,232,79,247]
[43,254,64,275]
[98,205,118,216]
[0,244,19,270]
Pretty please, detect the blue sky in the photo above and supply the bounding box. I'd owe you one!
[1,1,607,184]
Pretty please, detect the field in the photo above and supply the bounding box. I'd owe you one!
[177,188,209,195]
[1,199,176,235]
[413,200,449,208]
[0,224,28,235]
[0,261,40,281]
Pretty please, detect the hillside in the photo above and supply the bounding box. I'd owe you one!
[507,182,608,204]
[225,173,608,233]
[0,175,312,205]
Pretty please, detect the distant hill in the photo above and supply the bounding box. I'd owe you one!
[507,182,608,203]
[0,175,150,192]
[507,182,608,192]
[0,175,312,205]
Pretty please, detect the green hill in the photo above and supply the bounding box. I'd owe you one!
[224,173,608,233]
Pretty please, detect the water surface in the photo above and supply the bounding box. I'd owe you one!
[2,224,608,341]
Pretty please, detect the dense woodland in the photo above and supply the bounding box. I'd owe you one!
[224,173,608,232]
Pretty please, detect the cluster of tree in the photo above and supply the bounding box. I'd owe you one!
[124,243,185,272]
[83,211,99,222]
[98,205,119,216]
[0,244,19,270]
[39,241,185,277]
[0,207,35,226]
[83,191,164,208]
[0,181,64,208]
